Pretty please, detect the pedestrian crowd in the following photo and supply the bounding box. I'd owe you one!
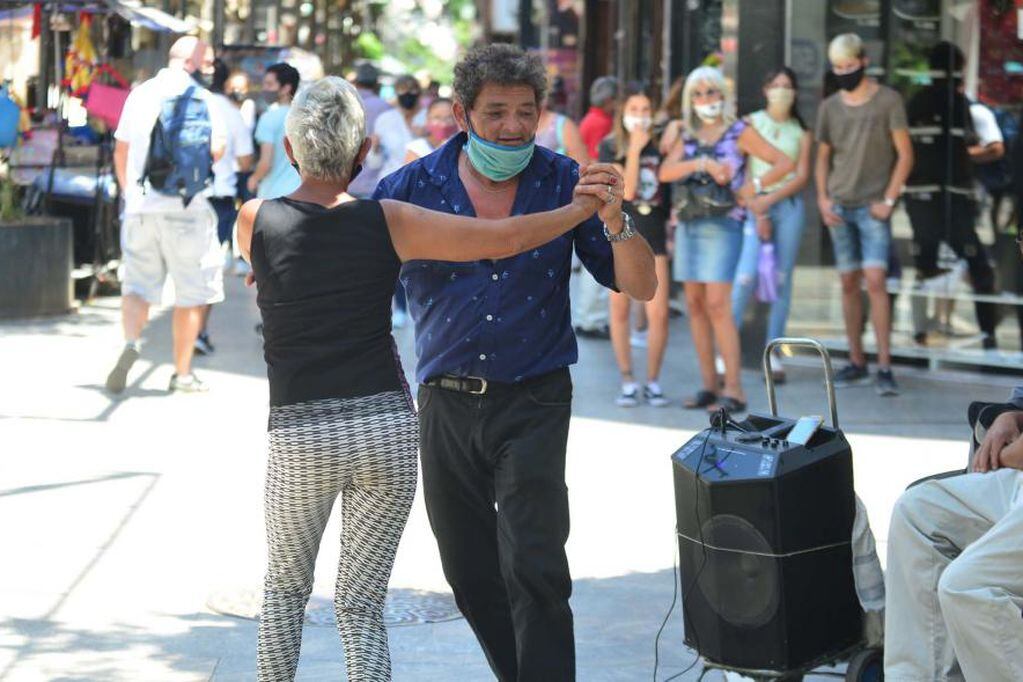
[97,32,1023,682]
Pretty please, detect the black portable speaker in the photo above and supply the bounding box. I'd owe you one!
[671,412,862,673]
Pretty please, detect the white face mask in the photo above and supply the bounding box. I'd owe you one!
[694,101,724,123]
[766,86,795,110]
[623,115,652,133]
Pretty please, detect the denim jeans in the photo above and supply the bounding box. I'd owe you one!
[830,203,891,273]
[731,195,805,343]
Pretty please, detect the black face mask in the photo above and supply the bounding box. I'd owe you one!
[191,70,211,89]
[228,90,246,104]
[350,163,362,183]
[834,65,865,92]
[397,92,420,110]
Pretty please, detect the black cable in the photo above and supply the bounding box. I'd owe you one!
[654,413,720,681]
[651,525,680,681]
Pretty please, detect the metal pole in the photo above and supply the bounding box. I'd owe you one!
[661,0,672,103]
[213,0,225,48]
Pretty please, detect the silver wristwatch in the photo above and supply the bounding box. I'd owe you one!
[603,211,637,243]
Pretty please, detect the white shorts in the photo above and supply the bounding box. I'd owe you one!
[120,205,225,307]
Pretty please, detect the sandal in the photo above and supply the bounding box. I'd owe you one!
[683,390,717,410]
[707,395,747,415]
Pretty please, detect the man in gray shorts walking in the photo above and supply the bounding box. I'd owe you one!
[106,36,227,394]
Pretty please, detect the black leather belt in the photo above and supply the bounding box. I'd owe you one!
[424,375,489,395]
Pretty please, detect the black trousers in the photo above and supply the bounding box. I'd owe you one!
[418,368,575,682]
[905,194,998,336]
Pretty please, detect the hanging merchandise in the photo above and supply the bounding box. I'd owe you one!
[63,13,97,98]
[0,86,20,149]
[85,64,130,129]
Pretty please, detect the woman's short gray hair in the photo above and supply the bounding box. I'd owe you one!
[285,76,366,182]
[453,44,547,110]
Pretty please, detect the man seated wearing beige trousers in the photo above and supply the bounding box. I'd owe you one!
[884,385,1023,681]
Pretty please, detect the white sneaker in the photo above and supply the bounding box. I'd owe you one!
[643,382,670,407]
[169,372,209,393]
[630,329,648,348]
[615,382,640,407]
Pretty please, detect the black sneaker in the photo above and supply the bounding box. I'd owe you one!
[194,332,215,356]
[575,326,611,340]
[643,384,670,408]
[105,345,140,394]
[834,362,870,387]
[875,369,899,397]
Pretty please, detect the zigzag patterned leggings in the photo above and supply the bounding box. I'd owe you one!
[257,391,418,681]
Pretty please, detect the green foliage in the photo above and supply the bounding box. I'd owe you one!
[376,0,477,83]
[356,32,385,61]
[0,174,22,223]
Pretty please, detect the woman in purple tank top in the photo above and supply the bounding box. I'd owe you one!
[659,66,794,416]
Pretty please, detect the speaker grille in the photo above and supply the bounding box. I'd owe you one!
[695,514,780,628]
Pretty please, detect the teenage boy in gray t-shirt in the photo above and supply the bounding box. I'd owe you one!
[815,32,914,397]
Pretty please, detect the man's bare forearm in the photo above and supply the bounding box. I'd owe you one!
[612,236,657,301]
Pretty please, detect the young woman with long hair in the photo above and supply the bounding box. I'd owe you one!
[731,67,813,384]
[598,84,673,406]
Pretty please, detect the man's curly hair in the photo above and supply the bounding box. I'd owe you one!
[453,44,548,111]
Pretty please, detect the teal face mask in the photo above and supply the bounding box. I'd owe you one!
[463,120,535,182]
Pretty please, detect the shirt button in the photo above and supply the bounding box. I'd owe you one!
[479,354,487,361]
[486,314,494,321]
[491,273,499,281]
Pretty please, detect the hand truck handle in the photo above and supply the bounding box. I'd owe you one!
[764,337,839,430]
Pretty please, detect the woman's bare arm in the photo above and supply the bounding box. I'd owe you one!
[658,139,703,183]
[738,127,795,189]
[235,198,265,264]
[382,165,621,262]
[756,131,813,209]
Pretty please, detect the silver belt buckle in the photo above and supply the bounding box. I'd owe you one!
[469,377,488,395]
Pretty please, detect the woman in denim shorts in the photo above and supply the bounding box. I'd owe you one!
[660,66,794,415]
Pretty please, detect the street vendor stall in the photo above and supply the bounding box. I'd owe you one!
[1,0,190,310]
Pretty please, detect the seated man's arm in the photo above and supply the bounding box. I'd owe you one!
[974,410,1023,473]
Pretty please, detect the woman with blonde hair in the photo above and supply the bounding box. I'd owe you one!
[660,66,794,414]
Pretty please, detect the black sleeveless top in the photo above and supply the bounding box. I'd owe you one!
[250,197,405,407]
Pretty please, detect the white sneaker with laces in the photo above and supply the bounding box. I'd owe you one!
[615,382,640,407]
[643,382,669,407]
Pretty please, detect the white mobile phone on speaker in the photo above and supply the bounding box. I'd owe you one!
[787,415,823,445]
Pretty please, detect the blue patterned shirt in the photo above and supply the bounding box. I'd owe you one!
[372,132,616,383]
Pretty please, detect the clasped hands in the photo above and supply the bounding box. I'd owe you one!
[573,163,626,233]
